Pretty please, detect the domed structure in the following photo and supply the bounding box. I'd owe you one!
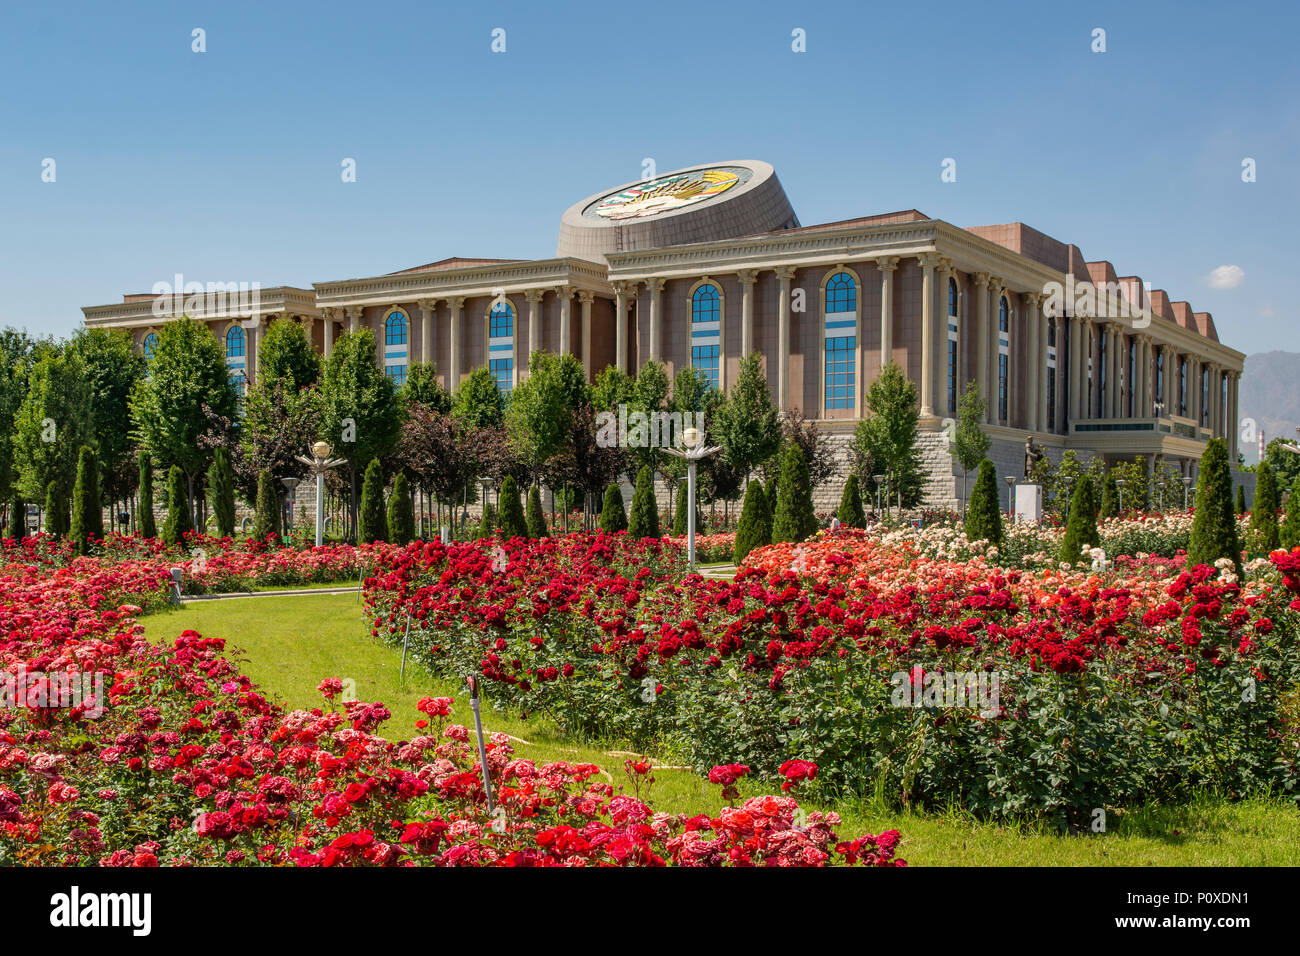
[557,160,799,263]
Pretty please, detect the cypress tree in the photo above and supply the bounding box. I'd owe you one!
[358,459,388,544]
[387,473,415,544]
[9,497,25,542]
[598,483,627,534]
[44,481,63,537]
[138,450,157,539]
[733,479,772,564]
[964,459,1003,547]
[1235,484,1247,516]
[671,481,703,536]
[161,465,193,546]
[251,468,280,541]
[478,501,496,539]
[1099,468,1119,519]
[771,442,816,543]
[526,484,548,538]
[497,475,528,539]
[208,447,236,537]
[836,474,866,528]
[1250,462,1281,552]
[1058,476,1100,564]
[1281,474,1300,550]
[70,445,102,553]
[627,466,660,539]
[1186,438,1242,576]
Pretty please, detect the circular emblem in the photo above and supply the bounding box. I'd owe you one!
[591,168,741,221]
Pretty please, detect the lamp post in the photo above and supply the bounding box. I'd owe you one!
[661,425,720,570]
[1004,476,1016,515]
[294,441,347,547]
[281,476,299,534]
[1114,478,1126,514]
[872,474,885,516]
[1182,475,1193,511]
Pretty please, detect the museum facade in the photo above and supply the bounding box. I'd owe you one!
[81,160,1245,508]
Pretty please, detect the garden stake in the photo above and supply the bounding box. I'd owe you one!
[467,676,494,814]
[399,606,412,682]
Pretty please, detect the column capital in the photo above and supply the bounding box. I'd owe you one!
[644,277,666,294]
[973,271,991,289]
[936,256,954,274]
[417,298,438,312]
[524,288,546,304]
[875,256,899,274]
[577,289,595,305]
[916,252,939,270]
[448,296,466,311]
[987,275,1004,296]
[343,305,364,320]
[611,281,636,298]
[552,285,575,300]
[736,268,759,285]
[774,265,796,282]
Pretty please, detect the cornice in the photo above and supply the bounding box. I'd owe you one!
[313,257,612,308]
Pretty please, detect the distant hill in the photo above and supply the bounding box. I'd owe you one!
[1239,351,1300,464]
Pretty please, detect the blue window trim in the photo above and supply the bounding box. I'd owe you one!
[385,312,408,346]
[826,272,856,314]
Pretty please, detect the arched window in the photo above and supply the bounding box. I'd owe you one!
[143,333,158,359]
[1048,317,1057,347]
[826,272,856,313]
[489,301,514,339]
[225,326,245,358]
[998,297,1009,333]
[692,284,720,323]
[947,278,958,317]
[997,298,1010,421]
[385,311,408,346]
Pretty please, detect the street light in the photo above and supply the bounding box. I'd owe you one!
[1004,476,1016,515]
[872,474,886,515]
[661,425,720,570]
[281,476,299,533]
[1114,477,1127,514]
[294,441,347,547]
[1181,475,1193,510]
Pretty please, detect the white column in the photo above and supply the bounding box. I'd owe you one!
[322,308,335,358]
[987,277,1003,424]
[1228,371,1239,459]
[1068,315,1083,424]
[877,257,898,370]
[418,299,436,365]
[346,306,362,335]
[525,289,544,376]
[448,296,464,392]
[776,266,795,410]
[247,316,260,384]
[918,254,937,419]
[578,290,593,380]
[1023,293,1041,431]
[557,286,573,356]
[646,279,665,362]
[938,259,954,417]
[613,283,629,373]
[974,273,990,424]
[738,269,757,357]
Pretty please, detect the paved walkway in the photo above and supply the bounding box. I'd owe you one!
[181,586,360,603]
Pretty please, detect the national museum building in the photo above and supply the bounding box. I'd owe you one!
[82,160,1245,509]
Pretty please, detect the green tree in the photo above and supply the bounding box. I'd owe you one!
[0,330,39,512]
[8,496,25,542]
[497,475,527,539]
[161,465,193,546]
[452,366,507,430]
[1187,438,1242,576]
[402,362,452,414]
[1058,477,1101,564]
[592,366,634,412]
[387,472,415,544]
[69,445,102,553]
[251,468,280,541]
[207,447,236,537]
[964,459,1003,547]
[44,480,67,538]
[526,484,548,538]
[837,474,866,528]
[129,317,237,526]
[627,465,660,539]
[255,317,320,390]
[505,351,590,482]
[1235,484,1247,516]
[318,330,403,539]
[138,451,157,538]
[854,363,925,508]
[1281,474,1300,549]
[714,353,780,483]
[599,483,627,534]
[14,349,92,506]
[1099,468,1120,519]
[771,442,816,543]
[952,381,989,511]
[733,479,772,564]
[1249,462,1281,553]
[68,329,146,527]
[358,458,389,544]
[1260,436,1300,490]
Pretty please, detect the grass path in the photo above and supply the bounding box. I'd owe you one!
[142,593,1300,865]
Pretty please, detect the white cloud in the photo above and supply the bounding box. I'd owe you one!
[1206,264,1245,289]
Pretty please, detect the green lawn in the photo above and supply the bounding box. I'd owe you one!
[142,593,1300,865]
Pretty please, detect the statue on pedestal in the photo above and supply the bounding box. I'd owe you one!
[1024,437,1045,479]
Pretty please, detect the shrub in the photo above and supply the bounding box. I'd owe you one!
[671,481,703,536]
[526,485,547,538]
[1282,474,1300,549]
[1058,477,1100,564]
[497,476,528,539]
[44,480,66,538]
[628,466,660,539]
[207,447,236,537]
[964,459,1003,547]
[1250,462,1281,553]
[161,466,193,546]
[478,502,496,539]
[1235,484,1247,516]
[1187,438,1242,576]
[1099,468,1119,519]
[251,468,280,542]
[387,473,415,544]
[837,474,866,528]
[8,496,24,542]
[772,443,816,543]
[599,483,627,534]
[138,450,157,539]
[734,480,772,564]
[69,445,103,553]
[358,459,388,544]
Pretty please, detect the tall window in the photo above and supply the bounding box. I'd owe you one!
[997,297,1009,422]
[1156,350,1164,407]
[1098,331,1108,418]
[489,301,514,339]
[225,326,245,358]
[692,345,720,390]
[1200,367,1210,427]
[1221,374,1228,434]
[824,336,855,410]
[1046,318,1057,430]
[827,272,856,313]
[143,332,158,360]
[1128,338,1136,417]
[947,278,958,318]
[1179,358,1187,417]
[691,283,721,389]
[490,358,513,396]
[384,310,408,386]
[946,278,959,414]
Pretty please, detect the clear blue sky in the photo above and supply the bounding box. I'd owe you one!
[1,0,1295,356]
